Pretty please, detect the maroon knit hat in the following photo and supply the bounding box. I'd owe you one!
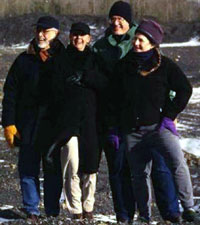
[136,19,164,45]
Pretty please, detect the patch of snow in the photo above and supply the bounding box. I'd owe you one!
[0,43,28,50]
[180,138,200,157]
[161,37,200,48]
[189,87,200,104]
[3,165,9,168]
[0,205,13,210]
[0,218,16,224]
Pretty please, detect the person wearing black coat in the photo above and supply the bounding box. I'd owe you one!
[93,2,180,224]
[49,22,107,220]
[114,19,197,223]
[2,16,64,222]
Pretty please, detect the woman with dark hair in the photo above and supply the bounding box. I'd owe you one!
[115,19,197,224]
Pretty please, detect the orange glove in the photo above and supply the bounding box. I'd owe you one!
[4,125,20,148]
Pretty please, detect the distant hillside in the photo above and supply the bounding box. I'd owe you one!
[0,14,200,46]
[0,0,199,23]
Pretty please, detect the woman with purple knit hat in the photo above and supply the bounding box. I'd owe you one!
[114,19,198,224]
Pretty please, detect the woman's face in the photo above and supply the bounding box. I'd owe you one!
[70,33,91,51]
[133,32,155,52]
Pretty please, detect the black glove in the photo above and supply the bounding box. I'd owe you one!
[66,71,84,86]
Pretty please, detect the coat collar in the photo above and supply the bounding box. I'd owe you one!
[107,24,138,59]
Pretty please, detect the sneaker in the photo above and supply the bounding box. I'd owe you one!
[182,208,199,222]
[27,214,39,224]
[83,211,93,219]
[72,213,83,220]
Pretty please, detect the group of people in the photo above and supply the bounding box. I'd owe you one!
[2,1,198,224]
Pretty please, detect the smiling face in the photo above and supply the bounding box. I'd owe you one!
[69,33,91,51]
[133,32,155,52]
[35,27,58,50]
[110,15,130,35]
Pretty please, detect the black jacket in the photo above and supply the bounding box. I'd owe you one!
[50,45,107,173]
[114,48,192,134]
[2,39,65,146]
[93,25,137,131]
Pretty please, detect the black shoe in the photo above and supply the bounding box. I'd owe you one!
[117,218,130,224]
[46,213,59,218]
[138,217,150,224]
[182,208,197,222]
[27,214,39,224]
[164,213,181,223]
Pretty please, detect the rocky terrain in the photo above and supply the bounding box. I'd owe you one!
[0,15,200,224]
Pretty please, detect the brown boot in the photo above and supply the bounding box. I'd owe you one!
[83,211,93,220]
[27,214,39,224]
[72,213,83,220]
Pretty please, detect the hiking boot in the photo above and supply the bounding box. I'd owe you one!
[182,208,198,222]
[27,214,39,224]
[72,213,83,220]
[83,211,93,219]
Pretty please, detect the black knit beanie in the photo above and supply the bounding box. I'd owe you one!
[109,1,132,24]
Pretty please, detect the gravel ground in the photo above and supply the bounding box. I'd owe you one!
[0,15,200,225]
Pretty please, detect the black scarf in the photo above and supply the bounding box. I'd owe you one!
[130,48,159,71]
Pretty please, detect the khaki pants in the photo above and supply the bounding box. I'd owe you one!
[61,136,96,214]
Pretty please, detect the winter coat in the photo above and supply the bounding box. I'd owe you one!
[50,45,107,173]
[114,48,192,134]
[93,24,138,131]
[2,39,65,146]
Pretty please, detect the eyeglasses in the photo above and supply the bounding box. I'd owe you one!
[110,16,126,23]
[36,28,58,35]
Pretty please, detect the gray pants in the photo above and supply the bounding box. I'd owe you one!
[125,125,193,220]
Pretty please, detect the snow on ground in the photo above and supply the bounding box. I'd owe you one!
[161,37,200,48]
[0,36,200,50]
[0,210,159,225]
[0,43,28,50]
[189,87,200,104]
[0,205,16,224]
[180,138,200,157]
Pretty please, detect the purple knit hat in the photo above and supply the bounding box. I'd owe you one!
[136,19,164,45]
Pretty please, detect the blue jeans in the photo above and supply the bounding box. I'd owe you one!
[102,128,179,221]
[104,140,134,221]
[126,125,179,219]
[18,144,62,216]
[151,150,179,219]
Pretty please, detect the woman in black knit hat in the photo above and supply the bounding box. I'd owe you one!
[114,19,198,224]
